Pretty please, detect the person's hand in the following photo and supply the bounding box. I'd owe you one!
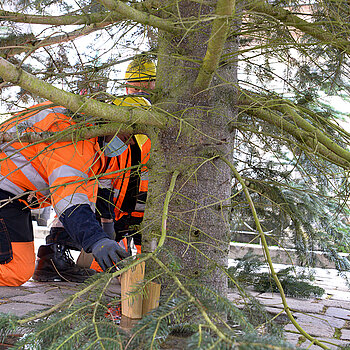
[91,238,129,271]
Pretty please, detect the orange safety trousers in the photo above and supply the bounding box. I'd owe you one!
[0,242,35,286]
[0,189,36,286]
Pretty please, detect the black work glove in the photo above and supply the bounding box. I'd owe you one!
[91,238,129,271]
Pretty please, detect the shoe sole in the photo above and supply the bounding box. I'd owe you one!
[32,272,92,283]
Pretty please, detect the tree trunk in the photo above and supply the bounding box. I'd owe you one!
[142,1,236,296]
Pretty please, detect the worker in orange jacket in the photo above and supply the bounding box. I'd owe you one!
[0,101,129,286]
[42,57,155,273]
[89,57,155,273]
[110,97,152,256]
[112,57,155,255]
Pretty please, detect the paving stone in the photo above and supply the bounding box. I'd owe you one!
[305,312,345,328]
[318,338,350,349]
[0,287,31,298]
[341,329,350,341]
[274,299,323,314]
[228,289,260,297]
[254,294,287,310]
[10,292,69,306]
[0,302,48,317]
[264,306,282,315]
[227,292,240,300]
[284,332,305,347]
[38,283,81,294]
[21,281,49,288]
[265,307,287,317]
[228,292,259,305]
[19,283,62,295]
[322,299,350,310]
[49,287,81,296]
[1,241,350,346]
[327,290,350,301]
[261,307,292,326]
[24,280,80,289]
[317,283,349,293]
[303,338,349,350]
[284,323,334,339]
[284,331,348,349]
[229,291,326,316]
[314,274,349,285]
[256,295,284,305]
[284,312,345,338]
[105,284,121,298]
[255,292,280,299]
[312,268,337,278]
[320,293,334,300]
[325,307,350,321]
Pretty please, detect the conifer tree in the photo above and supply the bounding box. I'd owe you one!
[0,0,350,348]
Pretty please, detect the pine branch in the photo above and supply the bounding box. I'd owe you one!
[96,0,179,33]
[221,155,330,350]
[159,170,180,249]
[246,0,350,55]
[242,91,350,164]
[238,95,350,169]
[273,102,350,164]
[0,58,166,128]
[0,3,175,33]
[3,23,112,58]
[0,121,140,143]
[0,10,119,26]
[152,255,234,346]
[194,0,236,91]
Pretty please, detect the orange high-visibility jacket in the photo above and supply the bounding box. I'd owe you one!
[0,101,117,217]
[113,136,151,221]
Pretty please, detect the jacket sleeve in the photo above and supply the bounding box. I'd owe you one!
[37,138,99,217]
[96,187,115,220]
[60,204,109,252]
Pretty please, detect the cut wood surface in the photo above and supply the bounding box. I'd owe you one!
[121,262,145,319]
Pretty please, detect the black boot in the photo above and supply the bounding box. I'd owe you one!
[33,244,96,282]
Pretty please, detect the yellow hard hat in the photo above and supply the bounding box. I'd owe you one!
[112,95,151,107]
[124,58,156,82]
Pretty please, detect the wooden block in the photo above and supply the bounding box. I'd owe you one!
[121,262,145,319]
[142,281,161,315]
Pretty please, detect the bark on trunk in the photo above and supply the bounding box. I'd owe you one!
[142,0,237,297]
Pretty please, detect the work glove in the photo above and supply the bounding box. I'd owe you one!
[91,238,129,271]
[101,221,116,240]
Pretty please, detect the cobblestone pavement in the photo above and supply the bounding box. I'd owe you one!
[0,231,349,349]
[0,267,349,349]
[229,266,350,349]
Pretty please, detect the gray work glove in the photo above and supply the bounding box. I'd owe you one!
[91,238,129,271]
[101,221,116,240]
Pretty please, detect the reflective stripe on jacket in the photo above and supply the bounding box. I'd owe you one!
[0,101,109,216]
[113,136,151,221]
